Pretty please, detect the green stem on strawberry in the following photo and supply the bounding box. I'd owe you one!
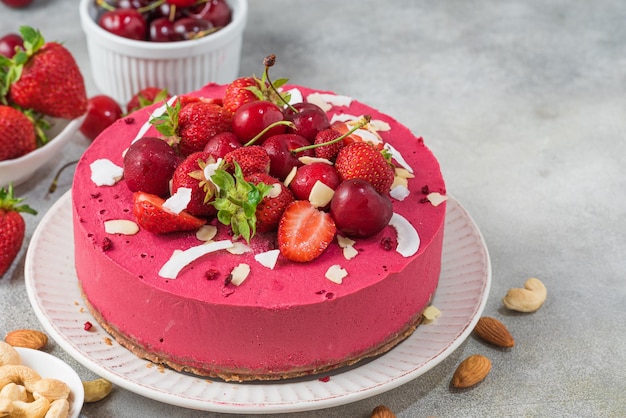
[291,115,372,154]
[0,184,37,216]
[210,162,273,243]
[243,120,295,147]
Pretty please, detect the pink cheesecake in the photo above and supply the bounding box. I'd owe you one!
[72,83,447,381]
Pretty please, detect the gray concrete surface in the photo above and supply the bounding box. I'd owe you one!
[1,0,625,416]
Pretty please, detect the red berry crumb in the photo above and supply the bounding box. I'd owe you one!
[318,376,330,382]
[84,321,93,331]
[205,269,220,280]
[102,237,112,251]
[380,236,396,251]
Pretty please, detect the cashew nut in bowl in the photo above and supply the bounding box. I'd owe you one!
[0,382,28,402]
[0,365,42,393]
[10,396,50,418]
[32,379,71,402]
[502,277,547,312]
[0,396,13,416]
[0,342,21,367]
[43,399,69,418]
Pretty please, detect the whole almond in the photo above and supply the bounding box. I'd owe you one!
[5,329,48,350]
[451,354,492,389]
[474,317,515,348]
[371,405,396,418]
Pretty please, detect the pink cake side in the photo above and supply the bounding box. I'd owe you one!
[72,83,446,380]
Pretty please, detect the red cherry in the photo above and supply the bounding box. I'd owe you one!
[283,102,330,143]
[124,137,181,197]
[0,33,24,58]
[232,101,287,145]
[330,179,393,238]
[203,132,241,158]
[149,17,177,42]
[261,133,313,180]
[0,0,34,8]
[167,0,196,6]
[289,162,341,202]
[79,95,123,141]
[173,17,214,40]
[99,9,147,41]
[186,0,232,27]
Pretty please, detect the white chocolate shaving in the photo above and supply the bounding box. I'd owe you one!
[390,184,410,201]
[337,235,355,248]
[383,143,413,174]
[268,183,282,198]
[308,180,335,208]
[159,240,233,279]
[132,95,178,144]
[254,249,280,269]
[283,166,297,187]
[343,245,359,260]
[422,305,442,324]
[90,159,123,186]
[389,213,420,257]
[226,242,252,255]
[298,156,332,165]
[163,187,191,214]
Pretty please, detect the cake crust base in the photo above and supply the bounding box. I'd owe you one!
[81,284,428,382]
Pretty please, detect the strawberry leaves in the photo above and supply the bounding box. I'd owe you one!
[210,162,273,243]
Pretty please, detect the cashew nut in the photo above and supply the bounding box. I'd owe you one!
[82,378,112,403]
[502,277,547,312]
[0,365,42,393]
[0,396,13,417]
[31,379,70,402]
[0,342,20,367]
[10,396,50,418]
[0,383,28,402]
[43,399,69,418]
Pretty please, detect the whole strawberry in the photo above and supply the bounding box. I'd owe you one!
[0,105,36,161]
[245,172,293,233]
[334,142,395,195]
[126,86,171,114]
[2,26,87,119]
[0,185,37,277]
[223,77,261,114]
[177,101,232,156]
[222,145,270,177]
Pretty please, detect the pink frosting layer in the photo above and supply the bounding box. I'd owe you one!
[72,84,446,379]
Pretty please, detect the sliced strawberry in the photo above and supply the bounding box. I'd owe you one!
[132,192,206,234]
[171,151,218,218]
[278,200,336,263]
[246,172,294,233]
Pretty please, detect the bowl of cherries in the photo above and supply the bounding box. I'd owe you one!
[79,0,247,104]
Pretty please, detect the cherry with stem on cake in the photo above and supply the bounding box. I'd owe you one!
[261,133,313,180]
[283,102,330,143]
[330,179,393,238]
[79,95,124,141]
[232,100,288,145]
[0,33,24,58]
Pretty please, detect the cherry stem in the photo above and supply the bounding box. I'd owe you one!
[48,160,78,194]
[262,54,297,112]
[290,115,372,154]
[243,120,295,147]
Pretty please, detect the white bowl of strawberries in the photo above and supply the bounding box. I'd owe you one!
[0,26,87,187]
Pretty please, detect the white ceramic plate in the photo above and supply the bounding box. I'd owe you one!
[24,191,490,414]
[14,347,84,418]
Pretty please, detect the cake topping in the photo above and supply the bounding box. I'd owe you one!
[90,159,123,186]
[158,240,234,279]
[254,249,280,269]
[388,213,420,257]
[426,192,448,207]
[229,264,250,286]
[325,265,348,284]
[162,187,192,214]
[103,219,139,235]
